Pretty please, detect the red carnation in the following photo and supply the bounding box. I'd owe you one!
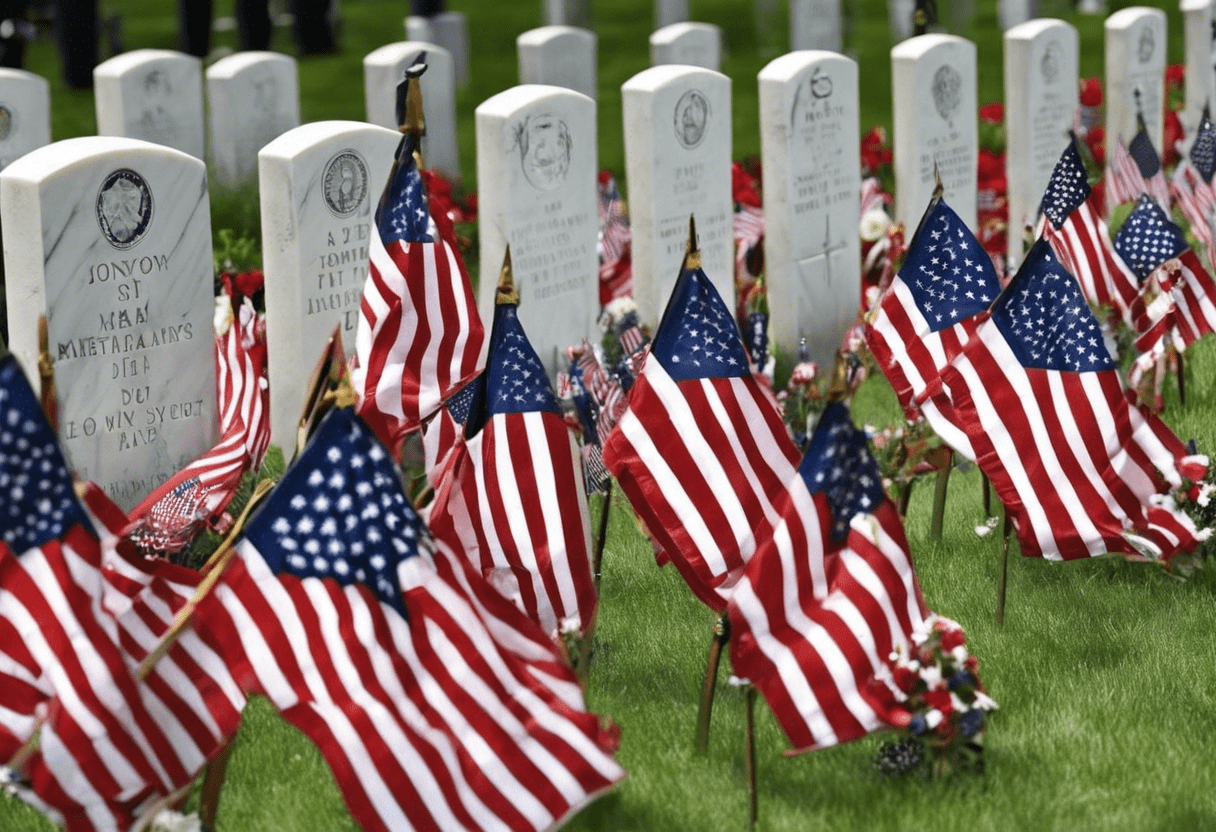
[893,664,920,694]
[979,103,1003,125]
[940,628,966,652]
[1079,78,1102,108]
[924,689,954,716]
[1163,109,1182,168]
[598,169,612,185]
[732,162,762,207]
[1166,64,1185,89]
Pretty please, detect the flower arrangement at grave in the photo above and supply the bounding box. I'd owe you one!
[879,613,997,775]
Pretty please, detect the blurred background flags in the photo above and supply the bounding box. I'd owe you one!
[926,241,1209,563]
[603,224,800,610]
[1107,123,1171,214]
[1037,138,1139,320]
[1169,109,1216,261]
[728,402,929,753]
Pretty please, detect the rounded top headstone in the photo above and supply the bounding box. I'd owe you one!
[622,63,726,94]
[1104,5,1166,30]
[649,21,719,45]
[516,25,595,47]
[364,39,452,68]
[890,32,974,61]
[94,48,199,78]
[206,50,295,79]
[1004,17,1074,43]
[2,134,202,184]
[759,49,854,84]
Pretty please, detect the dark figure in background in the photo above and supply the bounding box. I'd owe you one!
[410,0,445,15]
[57,0,97,88]
[0,0,30,68]
[178,0,333,59]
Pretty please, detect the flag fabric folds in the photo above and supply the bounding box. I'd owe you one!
[124,296,270,557]
[1107,125,1171,213]
[728,402,929,754]
[352,138,486,454]
[1038,138,1139,320]
[597,172,632,305]
[193,407,623,832]
[427,289,598,637]
[925,241,1209,562]
[603,248,800,610]
[1169,110,1216,260]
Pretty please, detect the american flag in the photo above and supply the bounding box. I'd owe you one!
[602,245,801,610]
[598,172,632,304]
[0,356,233,831]
[419,378,477,488]
[192,407,624,832]
[1038,138,1140,320]
[926,241,1209,562]
[427,293,598,636]
[733,203,765,287]
[728,402,929,753]
[1107,125,1171,213]
[864,196,999,452]
[123,298,269,557]
[1169,110,1216,264]
[352,136,486,454]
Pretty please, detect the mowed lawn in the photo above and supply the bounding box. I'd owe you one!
[5,0,1216,830]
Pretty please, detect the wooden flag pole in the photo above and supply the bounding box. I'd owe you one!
[929,448,952,540]
[36,316,57,432]
[694,613,730,753]
[743,684,759,830]
[982,473,992,517]
[198,737,236,828]
[995,512,1013,626]
[1175,348,1186,406]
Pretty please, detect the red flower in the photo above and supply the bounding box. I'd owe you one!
[924,689,954,716]
[1166,64,1186,89]
[965,656,979,673]
[732,162,762,207]
[1079,78,1102,108]
[940,628,966,652]
[860,125,892,174]
[978,103,1004,125]
[893,665,920,694]
[1163,109,1182,168]
[598,169,612,186]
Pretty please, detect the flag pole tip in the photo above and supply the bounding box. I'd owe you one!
[932,162,944,200]
[683,214,701,270]
[496,246,519,306]
[397,54,428,143]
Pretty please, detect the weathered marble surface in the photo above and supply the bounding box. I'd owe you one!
[94,49,205,160]
[0,68,50,171]
[517,26,597,102]
[206,52,300,190]
[649,23,722,71]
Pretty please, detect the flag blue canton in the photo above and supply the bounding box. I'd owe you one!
[482,304,561,418]
[1040,139,1091,228]
[799,402,885,542]
[899,199,1000,332]
[445,380,478,425]
[377,142,433,245]
[1113,195,1188,279]
[1191,112,1216,183]
[650,264,749,381]
[244,408,422,618]
[1128,127,1162,178]
[0,356,90,553]
[991,241,1116,372]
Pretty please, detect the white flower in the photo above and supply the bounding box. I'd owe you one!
[925,709,944,729]
[213,295,232,336]
[973,690,999,711]
[598,296,638,330]
[920,665,943,690]
[859,208,891,242]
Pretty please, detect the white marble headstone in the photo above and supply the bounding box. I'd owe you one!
[1,137,216,511]
[94,49,205,160]
[998,0,1036,30]
[888,0,915,44]
[206,52,300,191]
[649,23,722,71]
[543,0,591,27]
[517,26,597,102]
[405,12,470,89]
[476,85,598,375]
[363,42,460,181]
[790,0,842,52]
[259,121,400,450]
[1104,7,1166,159]
[623,66,733,326]
[1182,0,1215,143]
[1004,19,1078,269]
[891,34,978,232]
[759,51,860,371]
[0,69,50,172]
[655,0,689,28]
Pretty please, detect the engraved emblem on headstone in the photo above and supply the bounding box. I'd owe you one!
[932,64,962,122]
[135,68,179,145]
[673,89,709,149]
[1138,26,1155,64]
[322,150,369,218]
[512,113,572,192]
[252,76,278,115]
[0,105,15,141]
[1041,39,1062,83]
[96,168,153,249]
[809,67,833,99]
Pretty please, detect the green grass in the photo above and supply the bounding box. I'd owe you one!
[6,1,1216,830]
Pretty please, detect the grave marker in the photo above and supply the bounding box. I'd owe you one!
[623,65,733,325]
[206,51,300,191]
[790,0,842,52]
[543,0,591,27]
[517,26,597,101]
[1104,7,1166,160]
[0,69,50,171]
[655,0,689,28]
[259,121,400,449]
[94,49,205,160]
[759,51,860,370]
[649,23,722,71]
[1182,0,1215,142]
[363,42,460,180]
[1004,19,1078,268]
[889,0,915,44]
[998,0,1036,31]
[476,85,598,375]
[1,137,216,511]
[891,34,978,232]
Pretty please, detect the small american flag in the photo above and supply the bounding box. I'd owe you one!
[598,172,632,304]
[927,241,1209,562]
[1107,126,1171,213]
[733,203,765,286]
[728,402,929,753]
[1038,138,1140,319]
[603,242,801,610]
[352,136,486,454]
[1169,110,1216,264]
[427,292,598,636]
[193,407,623,832]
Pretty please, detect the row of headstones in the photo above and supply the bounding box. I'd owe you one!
[3,7,1213,523]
